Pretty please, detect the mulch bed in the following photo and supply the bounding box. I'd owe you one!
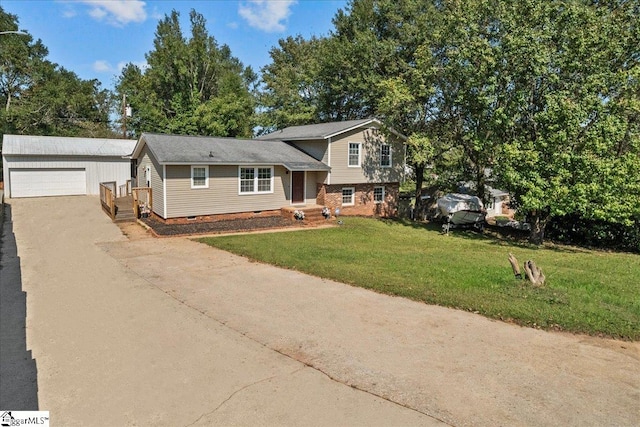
[140,215,299,236]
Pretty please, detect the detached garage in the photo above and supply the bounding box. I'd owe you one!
[2,135,136,198]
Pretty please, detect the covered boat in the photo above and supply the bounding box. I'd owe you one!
[436,193,486,231]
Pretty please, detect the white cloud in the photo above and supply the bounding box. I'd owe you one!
[93,60,112,72]
[88,6,107,20]
[62,8,77,19]
[238,0,297,33]
[73,0,147,26]
[92,59,147,75]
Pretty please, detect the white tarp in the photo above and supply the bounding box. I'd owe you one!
[437,193,483,216]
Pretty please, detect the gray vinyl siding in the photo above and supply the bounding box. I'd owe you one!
[289,139,329,163]
[2,155,131,198]
[305,171,319,204]
[164,164,290,218]
[329,127,404,185]
[137,146,165,218]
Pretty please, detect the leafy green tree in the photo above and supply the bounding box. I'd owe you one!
[258,0,388,130]
[1,7,112,139]
[337,0,465,205]
[494,0,640,243]
[115,9,255,138]
[258,36,323,132]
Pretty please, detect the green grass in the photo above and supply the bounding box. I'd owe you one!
[196,217,640,340]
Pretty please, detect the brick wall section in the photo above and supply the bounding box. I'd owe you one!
[152,183,399,223]
[153,209,282,224]
[317,183,399,217]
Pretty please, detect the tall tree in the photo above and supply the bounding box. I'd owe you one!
[258,36,323,132]
[115,9,256,138]
[494,0,640,243]
[1,7,112,138]
[258,0,387,130]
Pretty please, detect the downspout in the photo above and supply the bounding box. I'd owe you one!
[327,137,332,186]
[403,140,408,184]
[162,164,167,219]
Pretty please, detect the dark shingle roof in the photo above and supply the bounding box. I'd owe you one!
[258,118,379,141]
[137,133,330,171]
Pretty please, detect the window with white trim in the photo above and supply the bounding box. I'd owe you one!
[342,187,355,205]
[374,186,385,203]
[239,166,273,194]
[257,167,271,192]
[191,166,208,189]
[380,144,391,167]
[348,142,361,167]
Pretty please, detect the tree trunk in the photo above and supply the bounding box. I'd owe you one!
[528,211,549,245]
[508,253,522,279]
[475,165,488,206]
[413,163,425,219]
[507,254,545,286]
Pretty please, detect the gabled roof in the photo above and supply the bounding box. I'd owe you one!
[2,135,136,157]
[258,118,384,141]
[133,133,330,171]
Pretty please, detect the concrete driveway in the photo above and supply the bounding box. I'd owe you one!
[3,196,639,426]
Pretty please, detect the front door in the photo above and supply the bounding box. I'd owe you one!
[292,171,305,204]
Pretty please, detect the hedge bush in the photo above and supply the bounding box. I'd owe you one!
[546,214,640,253]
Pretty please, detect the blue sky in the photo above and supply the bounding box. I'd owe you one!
[2,0,348,89]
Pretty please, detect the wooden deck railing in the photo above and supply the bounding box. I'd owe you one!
[100,181,117,220]
[132,187,152,218]
[118,179,132,197]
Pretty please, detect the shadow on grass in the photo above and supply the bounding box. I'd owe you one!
[380,217,595,254]
[380,217,442,232]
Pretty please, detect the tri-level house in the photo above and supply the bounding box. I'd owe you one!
[131,118,406,223]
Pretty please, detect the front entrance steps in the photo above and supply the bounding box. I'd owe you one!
[281,204,330,224]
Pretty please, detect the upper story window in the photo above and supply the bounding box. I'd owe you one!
[348,142,361,167]
[239,166,273,194]
[191,166,208,189]
[380,144,392,167]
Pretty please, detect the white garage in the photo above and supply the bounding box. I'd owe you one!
[2,135,136,198]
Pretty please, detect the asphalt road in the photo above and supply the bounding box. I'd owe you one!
[2,196,639,426]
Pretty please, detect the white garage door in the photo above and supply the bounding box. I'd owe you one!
[10,169,87,198]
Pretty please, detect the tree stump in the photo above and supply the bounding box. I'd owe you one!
[508,253,522,279]
[508,253,545,286]
[523,259,545,287]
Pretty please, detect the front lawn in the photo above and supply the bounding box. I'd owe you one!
[196,217,640,340]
